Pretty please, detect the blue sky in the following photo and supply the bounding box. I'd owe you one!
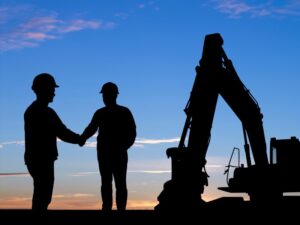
[1,0,300,209]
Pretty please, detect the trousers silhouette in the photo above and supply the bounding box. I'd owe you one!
[98,150,128,210]
[27,161,54,212]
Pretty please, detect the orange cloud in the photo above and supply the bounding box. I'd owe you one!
[0,197,31,209]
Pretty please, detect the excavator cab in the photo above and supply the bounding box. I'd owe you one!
[220,136,300,203]
[270,137,300,191]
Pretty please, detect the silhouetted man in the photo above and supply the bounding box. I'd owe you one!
[80,82,136,211]
[24,73,81,214]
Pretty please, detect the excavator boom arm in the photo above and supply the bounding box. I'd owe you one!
[184,33,268,168]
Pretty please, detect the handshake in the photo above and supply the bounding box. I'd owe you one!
[77,135,86,147]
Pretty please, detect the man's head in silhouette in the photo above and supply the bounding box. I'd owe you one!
[32,73,59,104]
[100,82,119,107]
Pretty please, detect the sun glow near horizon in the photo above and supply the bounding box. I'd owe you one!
[0,192,241,210]
[0,159,246,210]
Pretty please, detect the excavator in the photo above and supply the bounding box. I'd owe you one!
[155,33,300,212]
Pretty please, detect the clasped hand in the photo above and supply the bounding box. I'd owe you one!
[78,135,86,147]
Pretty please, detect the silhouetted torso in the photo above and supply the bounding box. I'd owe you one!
[24,100,79,164]
[25,100,59,164]
[83,105,136,151]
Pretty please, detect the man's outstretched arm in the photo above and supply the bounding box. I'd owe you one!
[53,110,81,144]
[80,112,99,146]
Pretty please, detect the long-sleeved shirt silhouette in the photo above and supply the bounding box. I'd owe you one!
[82,105,136,151]
[24,100,79,164]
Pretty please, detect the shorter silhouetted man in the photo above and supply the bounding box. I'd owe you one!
[24,73,81,215]
[80,82,136,211]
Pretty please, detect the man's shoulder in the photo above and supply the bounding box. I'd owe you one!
[25,101,57,116]
[117,105,130,112]
[116,105,134,116]
[24,101,39,115]
[93,108,106,118]
[95,107,105,113]
[96,105,129,111]
[95,105,132,116]
[24,102,34,113]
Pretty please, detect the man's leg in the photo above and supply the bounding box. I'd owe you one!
[114,153,128,211]
[98,152,113,211]
[27,161,54,214]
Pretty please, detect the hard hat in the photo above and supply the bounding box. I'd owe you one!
[32,73,59,91]
[100,82,119,94]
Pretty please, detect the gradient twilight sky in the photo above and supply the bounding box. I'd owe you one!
[1,0,300,210]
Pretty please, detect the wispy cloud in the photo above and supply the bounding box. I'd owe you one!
[126,199,158,209]
[0,172,29,177]
[133,137,180,148]
[82,137,180,148]
[69,163,222,177]
[70,170,170,176]
[58,19,102,33]
[0,2,160,52]
[49,193,98,210]
[135,137,180,145]
[0,137,179,149]
[0,5,115,52]
[25,32,56,40]
[128,170,171,174]
[0,196,32,209]
[114,1,160,20]
[115,12,130,20]
[0,193,97,209]
[208,0,300,18]
[70,172,98,177]
[52,193,95,199]
[83,141,97,148]
[138,4,146,9]
[0,140,24,149]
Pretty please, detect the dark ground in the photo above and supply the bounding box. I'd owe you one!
[1,197,299,224]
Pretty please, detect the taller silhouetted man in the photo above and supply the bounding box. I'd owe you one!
[80,82,136,211]
[24,73,81,214]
